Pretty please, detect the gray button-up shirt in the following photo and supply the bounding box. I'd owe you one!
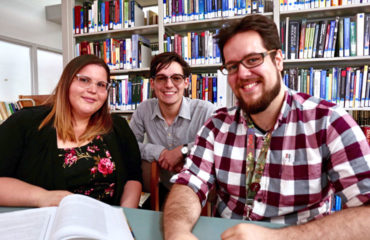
[129,97,217,188]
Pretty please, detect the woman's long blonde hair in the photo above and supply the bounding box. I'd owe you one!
[39,55,112,143]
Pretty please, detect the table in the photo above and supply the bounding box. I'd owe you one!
[0,207,285,240]
[124,208,285,240]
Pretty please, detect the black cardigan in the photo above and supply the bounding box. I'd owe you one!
[0,106,142,205]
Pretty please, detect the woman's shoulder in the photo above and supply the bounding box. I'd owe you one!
[9,105,51,122]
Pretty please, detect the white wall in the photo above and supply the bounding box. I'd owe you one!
[0,0,62,50]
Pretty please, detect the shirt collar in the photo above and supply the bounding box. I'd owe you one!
[150,96,190,121]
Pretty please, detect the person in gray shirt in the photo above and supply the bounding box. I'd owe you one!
[129,52,216,193]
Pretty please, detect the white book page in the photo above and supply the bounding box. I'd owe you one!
[0,207,56,240]
[49,194,133,240]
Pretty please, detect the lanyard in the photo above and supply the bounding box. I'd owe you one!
[245,115,272,209]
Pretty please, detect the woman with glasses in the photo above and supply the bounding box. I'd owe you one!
[0,55,142,208]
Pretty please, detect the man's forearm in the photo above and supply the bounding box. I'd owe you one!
[281,205,370,240]
[163,184,202,239]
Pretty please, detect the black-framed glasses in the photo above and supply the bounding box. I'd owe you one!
[75,74,111,92]
[153,74,186,85]
[219,49,277,75]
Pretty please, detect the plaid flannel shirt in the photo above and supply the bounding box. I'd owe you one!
[172,88,370,225]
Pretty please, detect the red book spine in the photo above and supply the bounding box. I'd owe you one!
[361,126,370,145]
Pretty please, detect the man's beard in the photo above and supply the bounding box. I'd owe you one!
[238,71,281,115]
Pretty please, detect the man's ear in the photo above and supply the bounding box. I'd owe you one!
[274,49,284,72]
[184,77,190,88]
[150,78,155,88]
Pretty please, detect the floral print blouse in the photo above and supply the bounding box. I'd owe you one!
[58,135,117,204]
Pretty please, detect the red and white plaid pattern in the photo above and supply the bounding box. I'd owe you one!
[172,88,370,225]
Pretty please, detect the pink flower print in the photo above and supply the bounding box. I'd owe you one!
[87,145,99,153]
[90,167,97,175]
[96,135,101,140]
[105,150,111,158]
[98,158,115,175]
[64,149,77,166]
[105,183,115,197]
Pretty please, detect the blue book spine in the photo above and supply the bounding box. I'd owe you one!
[127,81,132,109]
[195,33,199,64]
[320,69,327,99]
[215,29,220,63]
[167,36,171,53]
[80,8,84,32]
[213,77,217,104]
[118,80,122,105]
[349,71,355,107]
[199,0,205,20]
[119,0,123,28]
[309,67,314,96]
[325,74,330,101]
[332,68,338,104]
[343,17,350,57]
[357,72,363,107]
[101,3,105,31]
[325,20,336,58]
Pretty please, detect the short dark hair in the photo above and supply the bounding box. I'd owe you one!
[150,52,190,77]
[215,14,281,64]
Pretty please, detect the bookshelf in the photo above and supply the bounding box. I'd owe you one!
[61,0,370,114]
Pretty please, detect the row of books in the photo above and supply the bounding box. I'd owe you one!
[108,71,228,111]
[163,0,272,24]
[281,13,370,60]
[164,30,221,65]
[283,65,370,108]
[280,0,369,11]
[351,110,370,144]
[76,34,152,70]
[73,0,145,34]
[280,13,370,59]
[0,101,21,121]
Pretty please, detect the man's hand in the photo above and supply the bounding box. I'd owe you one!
[158,145,184,172]
[221,223,279,240]
[36,190,72,207]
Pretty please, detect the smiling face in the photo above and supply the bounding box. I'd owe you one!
[150,61,189,109]
[68,64,109,120]
[224,30,284,115]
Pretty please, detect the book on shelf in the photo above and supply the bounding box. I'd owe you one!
[283,64,369,108]
[289,20,300,59]
[364,14,370,56]
[73,0,144,34]
[0,194,134,240]
[350,18,357,56]
[356,13,365,57]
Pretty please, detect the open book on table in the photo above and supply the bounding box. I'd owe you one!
[0,194,134,240]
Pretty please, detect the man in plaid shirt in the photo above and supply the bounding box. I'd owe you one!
[163,14,370,240]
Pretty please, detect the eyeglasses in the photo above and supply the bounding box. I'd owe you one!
[75,74,111,92]
[219,49,277,75]
[153,74,186,85]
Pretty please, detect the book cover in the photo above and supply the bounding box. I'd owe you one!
[364,14,370,56]
[289,20,300,59]
[343,17,351,57]
[312,21,320,59]
[298,19,307,59]
[308,22,316,59]
[304,22,311,59]
[331,16,340,58]
[350,19,357,56]
[317,20,328,58]
[361,65,369,107]
[338,18,344,57]
[356,13,365,56]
